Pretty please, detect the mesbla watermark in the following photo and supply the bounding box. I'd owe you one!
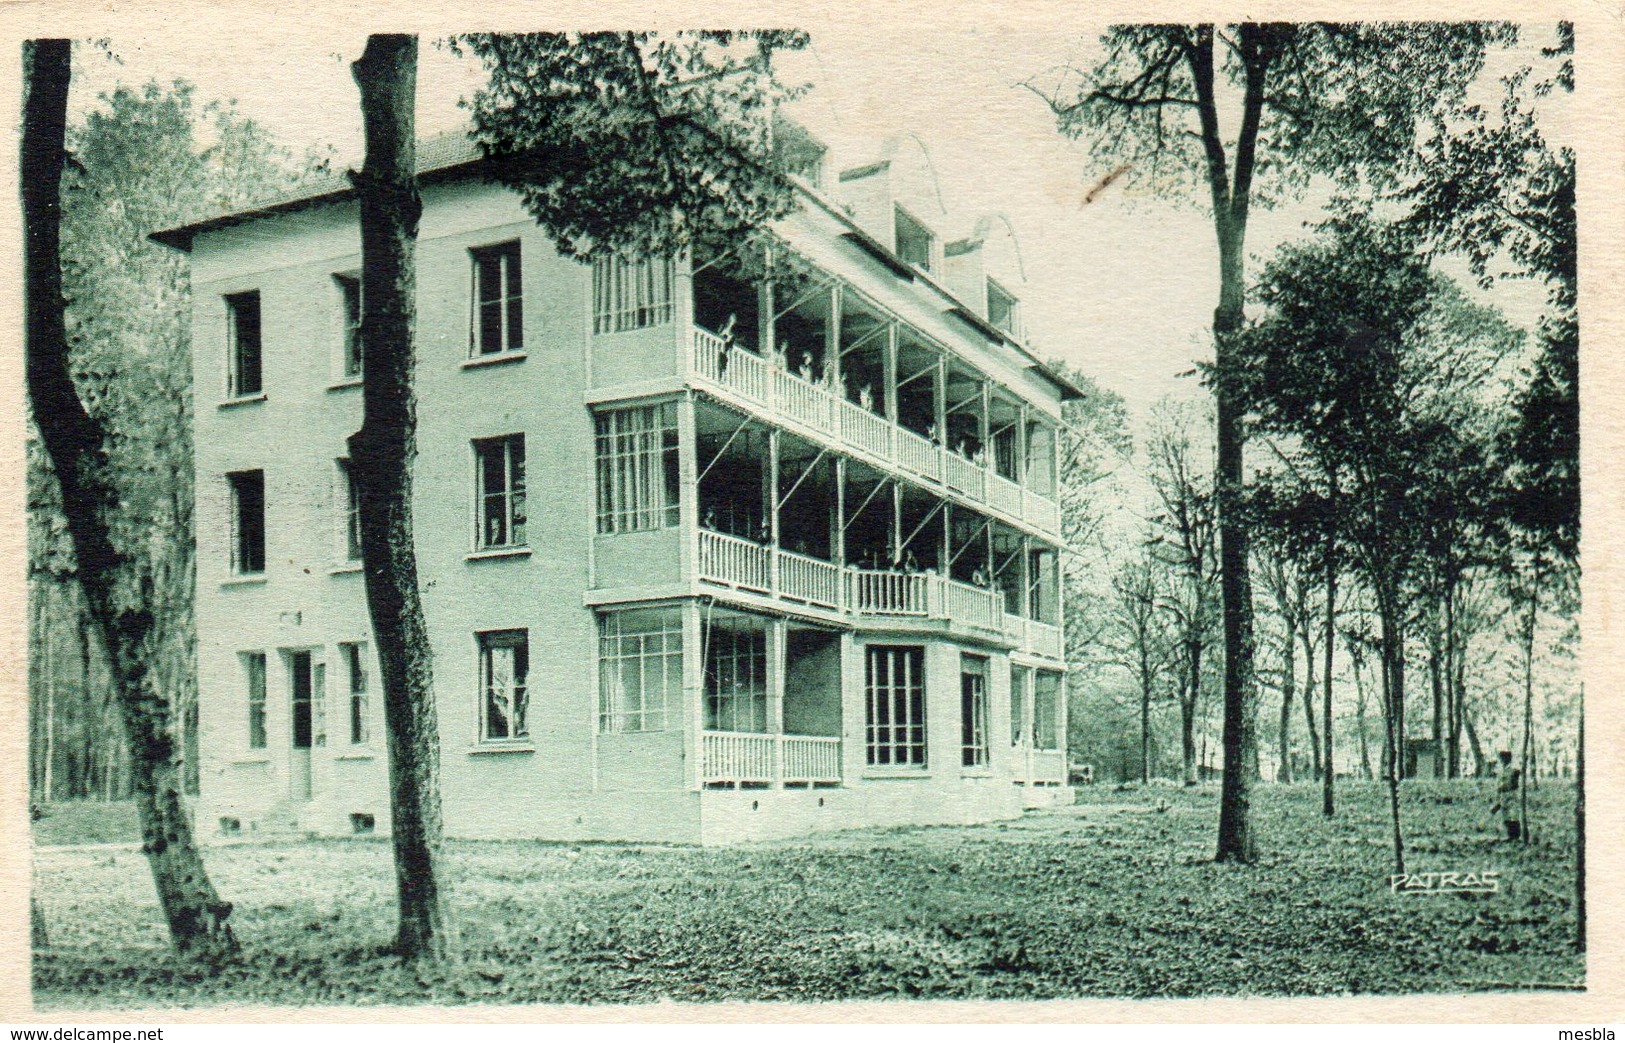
[1388,870,1500,894]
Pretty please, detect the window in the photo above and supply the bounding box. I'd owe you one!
[599,608,683,732]
[894,208,934,272]
[337,459,362,561]
[225,290,262,397]
[478,630,529,743]
[341,642,369,745]
[595,403,679,534]
[705,616,768,733]
[986,279,1018,336]
[227,470,266,575]
[244,652,267,750]
[470,240,523,355]
[335,274,362,378]
[1034,670,1062,750]
[593,256,675,334]
[961,655,989,768]
[473,435,526,550]
[866,645,925,768]
[1011,667,1030,746]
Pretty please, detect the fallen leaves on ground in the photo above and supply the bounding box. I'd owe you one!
[31,779,1582,1008]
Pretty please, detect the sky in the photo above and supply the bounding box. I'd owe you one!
[68,25,1560,428]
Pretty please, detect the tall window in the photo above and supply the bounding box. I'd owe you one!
[227,470,266,575]
[244,651,268,750]
[986,279,1018,336]
[473,435,527,550]
[225,290,262,397]
[593,256,674,334]
[478,630,529,743]
[595,403,679,534]
[705,616,768,733]
[341,642,369,745]
[961,655,989,768]
[337,458,362,561]
[1034,670,1062,750]
[599,608,683,733]
[471,240,523,356]
[866,645,925,768]
[1010,667,1031,746]
[335,274,362,378]
[894,208,934,272]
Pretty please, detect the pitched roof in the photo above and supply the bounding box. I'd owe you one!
[149,130,485,251]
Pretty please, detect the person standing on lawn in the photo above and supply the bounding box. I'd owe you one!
[1492,749,1523,841]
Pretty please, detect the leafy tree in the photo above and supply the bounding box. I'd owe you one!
[1036,20,1511,862]
[23,38,238,966]
[453,31,809,263]
[1235,214,1516,871]
[30,79,316,805]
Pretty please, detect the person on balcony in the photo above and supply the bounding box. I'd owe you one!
[798,351,816,383]
[715,314,737,375]
[857,383,874,411]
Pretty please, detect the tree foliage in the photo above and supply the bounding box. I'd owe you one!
[452,31,809,262]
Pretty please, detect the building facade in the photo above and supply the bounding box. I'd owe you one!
[159,131,1077,845]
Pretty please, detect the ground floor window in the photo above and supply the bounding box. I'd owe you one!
[599,607,683,733]
[705,614,768,733]
[1034,669,1062,750]
[243,651,267,749]
[341,641,369,745]
[478,629,529,743]
[866,645,925,768]
[961,655,989,768]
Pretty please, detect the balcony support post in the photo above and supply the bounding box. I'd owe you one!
[677,393,699,583]
[768,427,781,597]
[683,600,704,791]
[883,323,899,459]
[834,456,847,576]
[979,379,991,472]
[768,617,786,787]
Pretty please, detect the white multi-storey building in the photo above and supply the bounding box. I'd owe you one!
[156,128,1079,845]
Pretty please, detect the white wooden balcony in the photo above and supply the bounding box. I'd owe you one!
[690,327,1059,537]
[697,530,1044,651]
[703,730,842,786]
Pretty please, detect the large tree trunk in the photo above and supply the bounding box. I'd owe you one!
[1194,24,1268,864]
[1518,559,1539,846]
[1299,624,1321,781]
[1181,642,1201,786]
[1277,627,1294,783]
[23,37,237,965]
[1378,598,1405,875]
[349,34,456,962]
[1139,653,1152,784]
[1321,553,1336,815]
[1576,696,1585,952]
[1463,706,1488,777]
[1427,605,1445,778]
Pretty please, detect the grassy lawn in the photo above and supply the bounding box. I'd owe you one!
[32,779,1582,1009]
[31,800,142,847]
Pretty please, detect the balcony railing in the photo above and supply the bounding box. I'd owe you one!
[691,328,1059,535]
[703,730,842,786]
[695,530,1052,654]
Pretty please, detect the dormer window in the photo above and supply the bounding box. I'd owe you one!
[894,207,934,272]
[987,279,1019,337]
